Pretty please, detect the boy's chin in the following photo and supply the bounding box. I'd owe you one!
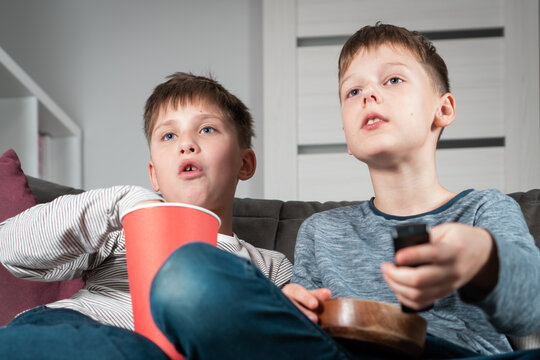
[170,197,220,216]
[162,192,206,207]
[352,147,390,162]
[351,140,407,165]
[355,151,401,169]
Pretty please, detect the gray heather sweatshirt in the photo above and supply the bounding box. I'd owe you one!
[292,189,540,355]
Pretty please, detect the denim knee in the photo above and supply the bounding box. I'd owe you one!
[150,242,213,316]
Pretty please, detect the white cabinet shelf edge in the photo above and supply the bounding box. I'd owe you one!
[0,45,82,188]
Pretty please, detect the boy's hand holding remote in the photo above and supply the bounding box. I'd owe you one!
[383,223,498,312]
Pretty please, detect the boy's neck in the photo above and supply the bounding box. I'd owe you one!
[214,205,234,237]
[368,161,456,217]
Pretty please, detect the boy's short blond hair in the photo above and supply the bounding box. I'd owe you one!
[144,72,254,148]
[338,23,450,96]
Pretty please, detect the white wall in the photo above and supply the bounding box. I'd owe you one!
[0,0,264,198]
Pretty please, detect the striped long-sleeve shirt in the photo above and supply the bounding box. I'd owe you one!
[0,185,292,330]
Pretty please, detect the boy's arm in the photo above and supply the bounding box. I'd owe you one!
[383,194,540,336]
[467,196,540,336]
[0,185,163,281]
[285,217,331,323]
[291,217,323,290]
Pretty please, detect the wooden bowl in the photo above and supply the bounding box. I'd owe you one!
[319,298,427,359]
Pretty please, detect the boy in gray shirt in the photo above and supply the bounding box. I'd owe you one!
[287,23,540,357]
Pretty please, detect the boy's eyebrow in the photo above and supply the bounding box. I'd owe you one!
[385,61,408,68]
[153,113,224,132]
[339,74,353,89]
[340,61,410,89]
[153,119,176,131]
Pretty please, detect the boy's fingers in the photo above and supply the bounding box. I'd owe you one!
[382,269,430,307]
[282,284,319,309]
[395,242,457,266]
[310,288,332,302]
[395,291,437,311]
[289,299,319,322]
[382,263,454,307]
[382,262,459,290]
[282,284,327,323]
[283,296,318,322]
[428,223,448,243]
[304,310,319,323]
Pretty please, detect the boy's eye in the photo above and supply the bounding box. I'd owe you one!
[385,77,403,85]
[347,88,360,98]
[200,127,216,134]
[162,133,177,141]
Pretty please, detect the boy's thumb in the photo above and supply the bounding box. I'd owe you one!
[429,223,450,244]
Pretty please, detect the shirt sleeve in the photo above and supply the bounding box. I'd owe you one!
[467,192,540,336]
[0,185,163,282]
[236,238,293,288]
[291,215,323,290]
[267,252,293,288]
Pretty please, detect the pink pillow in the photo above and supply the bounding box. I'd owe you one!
[0,149,37,219]
[0,149,84,325]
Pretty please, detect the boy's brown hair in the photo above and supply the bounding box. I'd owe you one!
[338,23,450,96]
[144,72,254,148]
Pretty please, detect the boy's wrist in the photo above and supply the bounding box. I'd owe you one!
[459,230,499,302]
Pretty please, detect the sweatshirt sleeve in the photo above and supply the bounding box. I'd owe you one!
[291,215,323,290]
[468,192,540,336]
[0,185,163,282]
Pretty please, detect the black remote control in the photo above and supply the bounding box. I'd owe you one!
[391,223,433,313]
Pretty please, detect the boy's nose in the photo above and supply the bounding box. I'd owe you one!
[362,87,381,105]
[180,146,194,154]
[179,142,199,154]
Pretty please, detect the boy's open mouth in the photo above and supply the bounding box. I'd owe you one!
[366,118,383,125]
[183,165,198,172]
[178,160,202,176]
[362,112,388,129]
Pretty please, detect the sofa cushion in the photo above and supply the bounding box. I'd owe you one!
[508,190,540,249]
[0,149,84,326]
[23,176,540,350]
[232,198,364,262]
[0,149,37,220]
[26,176,84,203]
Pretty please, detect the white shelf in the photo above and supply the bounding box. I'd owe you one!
[0,46,82,188]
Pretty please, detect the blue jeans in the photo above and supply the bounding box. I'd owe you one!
[150,242,540,360]
[0,306,167,360]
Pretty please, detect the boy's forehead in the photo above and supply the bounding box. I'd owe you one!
[357,43,418,65]
[340,44,420,84]
[159,98,222,116]
[152,98,224,126]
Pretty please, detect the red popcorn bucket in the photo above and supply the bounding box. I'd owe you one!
[122,202,220,359]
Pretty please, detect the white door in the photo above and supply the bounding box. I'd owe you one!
[263,0,540,201]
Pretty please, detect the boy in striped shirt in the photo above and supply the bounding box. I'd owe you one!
[0,72,292,359]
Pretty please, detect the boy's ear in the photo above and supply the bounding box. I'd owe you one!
[148,160,160,192]
[434,92,456,128]
[238,148,256,181]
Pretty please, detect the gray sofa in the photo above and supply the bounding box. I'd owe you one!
[26,176,540,350]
